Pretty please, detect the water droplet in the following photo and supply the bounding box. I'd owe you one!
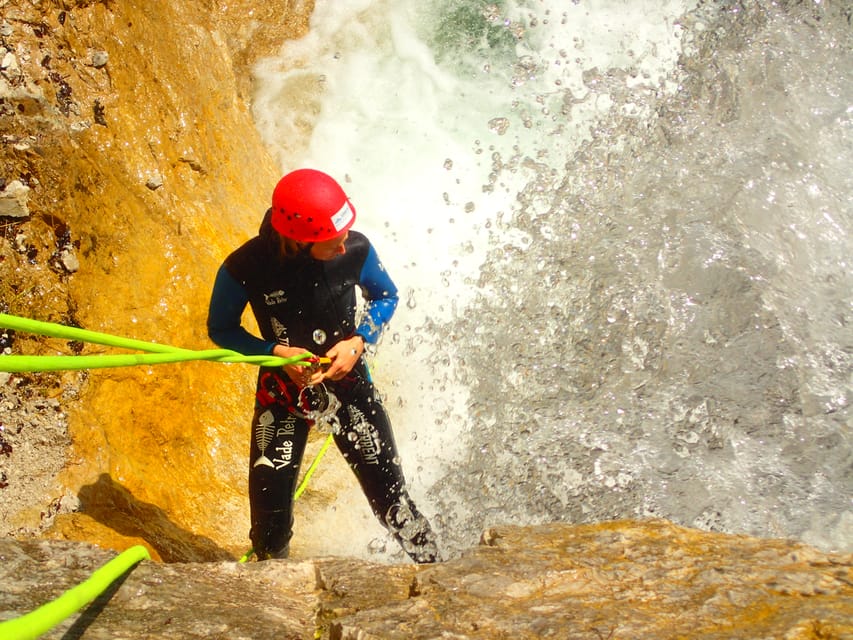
[488,117,510,135]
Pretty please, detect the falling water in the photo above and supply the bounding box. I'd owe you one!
[251,0,852,561]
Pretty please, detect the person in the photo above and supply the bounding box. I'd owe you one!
[207,168,440,563]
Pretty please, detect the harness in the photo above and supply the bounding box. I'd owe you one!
[256,369,343,434]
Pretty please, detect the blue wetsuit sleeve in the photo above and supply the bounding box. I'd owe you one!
[207,264,276,355]
[356,244,399,344]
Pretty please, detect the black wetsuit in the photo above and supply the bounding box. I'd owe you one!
[207,213,439,563]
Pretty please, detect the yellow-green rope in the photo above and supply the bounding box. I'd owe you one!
[0,545,150,640]
[0,313,322,371]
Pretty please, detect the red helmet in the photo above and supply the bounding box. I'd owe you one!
[270,169,356,242]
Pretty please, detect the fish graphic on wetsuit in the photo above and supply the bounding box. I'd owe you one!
[253,409,276,469]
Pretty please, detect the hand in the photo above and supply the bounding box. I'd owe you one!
[272,344,325,387]
[321,335,365,381]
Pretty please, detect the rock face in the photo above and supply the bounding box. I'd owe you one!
[1,520,851,639]
[0,0,314,554]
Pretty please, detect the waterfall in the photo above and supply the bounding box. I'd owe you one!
[251,0,852,561]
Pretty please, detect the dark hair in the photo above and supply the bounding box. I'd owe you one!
[261,207,311,259]
[278,234,308,258]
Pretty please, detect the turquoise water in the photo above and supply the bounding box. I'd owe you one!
[252,0,852,560]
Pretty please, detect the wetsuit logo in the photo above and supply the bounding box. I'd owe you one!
[253,411,298,469]
[348,406,380,465]
[264,290,287,306]
[274,441,293,469]
[271,318,289,344]
[253,410,276,468]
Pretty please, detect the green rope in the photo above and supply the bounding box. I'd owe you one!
[0,349,307,372]
[0,545,150,640]
[0,313,321,371]
[294,433,335,501]
[0,313,197,354]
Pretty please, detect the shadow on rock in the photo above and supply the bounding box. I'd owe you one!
[77,473,233,563]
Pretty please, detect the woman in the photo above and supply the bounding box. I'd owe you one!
[207,169,440,563]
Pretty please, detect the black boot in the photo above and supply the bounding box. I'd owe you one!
[250,510,293,560]
[385,500,442,564]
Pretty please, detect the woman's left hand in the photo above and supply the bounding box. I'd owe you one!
[322,335,365,381]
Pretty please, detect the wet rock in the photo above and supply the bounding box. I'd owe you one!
[90,50,109,68]
[145,173,164,190]
[60,248,80,273]
[13,232,28,252]
[0,539,317,640]
[0,180,30,218]
[1,521,849,640]
[1,50,19,76]
[326,521,853,640]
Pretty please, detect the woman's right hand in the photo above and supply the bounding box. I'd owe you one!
[272,344,324,387]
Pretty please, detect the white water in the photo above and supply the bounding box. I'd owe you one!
[252,0,852,561]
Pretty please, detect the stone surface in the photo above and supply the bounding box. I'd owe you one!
[0,179,30,217]
[0,373,78,538]
[0,538,317,639]
[0,0,314,555]
[319,520,853,640]
[1,520,851,640]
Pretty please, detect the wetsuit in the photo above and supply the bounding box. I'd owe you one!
[207,212,439,563]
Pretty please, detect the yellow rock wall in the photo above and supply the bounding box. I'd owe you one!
[1,0,313,558]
